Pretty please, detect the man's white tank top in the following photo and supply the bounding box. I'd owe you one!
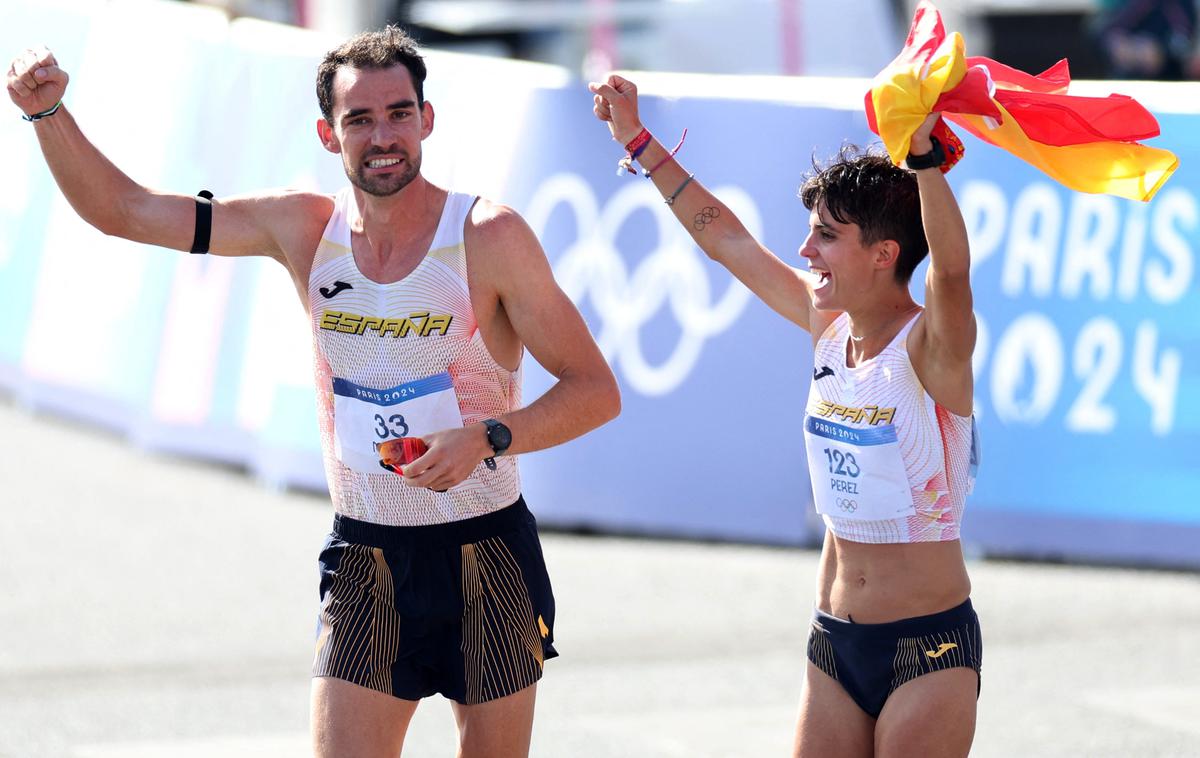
[803,312,978,544]
[308,188,522,526]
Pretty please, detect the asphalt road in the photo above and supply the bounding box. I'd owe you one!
[1,399,1197,757]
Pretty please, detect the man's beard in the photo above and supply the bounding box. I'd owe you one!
[346,150,422,197]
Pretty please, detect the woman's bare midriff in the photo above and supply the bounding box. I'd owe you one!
[815,531,971,624]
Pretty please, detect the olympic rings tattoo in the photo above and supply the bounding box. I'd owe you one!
[693,206,720,231]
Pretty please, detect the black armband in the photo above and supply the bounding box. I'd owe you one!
[190,190,214,254]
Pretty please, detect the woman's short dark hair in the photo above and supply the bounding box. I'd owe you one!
[799,145,928,284]
[317,25,427,124]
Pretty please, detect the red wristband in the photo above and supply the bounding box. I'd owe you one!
[623,128,651,154]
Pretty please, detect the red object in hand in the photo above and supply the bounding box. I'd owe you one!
[379,437,427,476]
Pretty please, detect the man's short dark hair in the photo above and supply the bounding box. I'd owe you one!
[317,25,427,124]
[799,145,928,285]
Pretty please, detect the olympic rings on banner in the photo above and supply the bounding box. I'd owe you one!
[525,174,759,396]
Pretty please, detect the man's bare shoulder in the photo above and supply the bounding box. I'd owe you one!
[463,196,556,306]
[203,189,335,261]
[464,197,542,262]
[465,197,527,237]
[224,188,334,218]
[240,189,335,256]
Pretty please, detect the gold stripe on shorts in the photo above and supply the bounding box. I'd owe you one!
[313,544,402,694]
[807,621,838,680]
[461,537,544,705]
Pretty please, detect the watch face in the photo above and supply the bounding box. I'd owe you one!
[487,420,512,452]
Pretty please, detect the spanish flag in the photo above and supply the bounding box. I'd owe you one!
[866,0,1178,201]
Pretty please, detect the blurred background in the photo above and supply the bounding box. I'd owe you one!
[2,1,1199,756]
[194,0,1200,82]
[2,0,1196,567]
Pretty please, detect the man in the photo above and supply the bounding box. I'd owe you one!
[590,75,981,758]
[8,27,620,758]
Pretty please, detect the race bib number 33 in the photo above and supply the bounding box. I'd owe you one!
[803,416,914,521]
[332,373,464,474]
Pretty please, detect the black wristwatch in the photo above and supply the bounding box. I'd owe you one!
[482,418,512,470]
[906,135,945,171]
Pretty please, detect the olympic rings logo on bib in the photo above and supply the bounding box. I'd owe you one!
[836,497,858,513]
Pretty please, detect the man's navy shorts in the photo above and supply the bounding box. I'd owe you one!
[312,497,557,705]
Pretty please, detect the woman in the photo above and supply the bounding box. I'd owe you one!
[589,74,982,758]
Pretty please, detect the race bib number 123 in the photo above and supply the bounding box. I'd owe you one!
[804,416,914,521]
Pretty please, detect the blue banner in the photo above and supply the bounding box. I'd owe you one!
[508,86,1199,565]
